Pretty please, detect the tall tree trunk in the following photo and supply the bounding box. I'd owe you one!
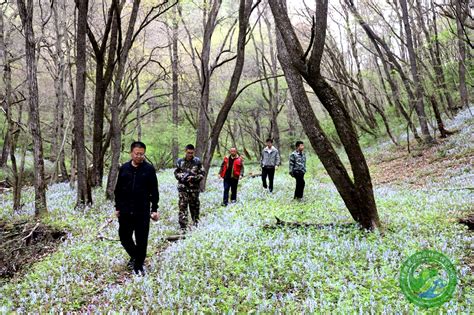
[285,91,297,139]
[431,0,455,114]
[135,78,142,141]
[0,10,11,167]
[200,0,253,190]
[16,0,48,216]
[195,0,222,158]
[10,104,25,210]
[254,9,282,150]
[90,0,119,187]
[65,23,76,190]
[106,0,140,200]
[170,4,179,162]
[399,0,433,143]
[52,0,69,181]
[9,104,27,210]
[74,0,92,206]
[270,0,381,230]
[455,0,469,109]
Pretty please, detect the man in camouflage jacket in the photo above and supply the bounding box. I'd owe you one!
[174,144,205,231]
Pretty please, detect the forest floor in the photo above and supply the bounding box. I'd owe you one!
[0,108,472,313]
[0,221,66,280]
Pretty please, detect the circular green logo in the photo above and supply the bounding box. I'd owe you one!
[400,250,457,308]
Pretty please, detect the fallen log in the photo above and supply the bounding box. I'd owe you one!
[165,234,186,242]
[263,216,356,230]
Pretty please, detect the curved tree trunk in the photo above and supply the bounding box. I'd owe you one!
[270,0,380,230]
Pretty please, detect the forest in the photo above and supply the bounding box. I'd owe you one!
[0,0,473,312]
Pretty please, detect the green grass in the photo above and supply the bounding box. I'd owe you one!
[1,109,473,312]
[0,166,472,312]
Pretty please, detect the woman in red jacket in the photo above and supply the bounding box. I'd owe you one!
[219,147,244,206]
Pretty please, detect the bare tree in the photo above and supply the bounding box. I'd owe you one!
[454,0,469,109]
[194,0,222,158]
[258,7,282,149]
[415,0,456,115]
[105,0,141,200]
[51,0,69,181]
[1,7,27,209]
[9,104,26,211]
[345,0,432,144]
[88,0,120,187]
[0,7,12,167]
[169,4,180,162]
[74,0,92,206]
[16,0,48,216]
[103,0,177,199]
[200,0,256,190]
[399,0,433,143]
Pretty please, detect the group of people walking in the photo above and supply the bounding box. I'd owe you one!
[113,139,307,275]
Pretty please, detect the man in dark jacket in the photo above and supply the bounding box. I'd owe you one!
[174,144,205,231]
[219,147,244,206]
[289,140,306,200]
[114,141,159,275]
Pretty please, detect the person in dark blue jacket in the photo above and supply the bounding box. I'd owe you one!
[114,141,159,275]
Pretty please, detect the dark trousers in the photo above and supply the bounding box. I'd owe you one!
[178,191,200,229]
[118,212,150,268]
[261,166,275,191]
[294,171,305,199]
[223,178,239,205]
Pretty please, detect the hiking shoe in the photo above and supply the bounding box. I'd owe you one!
[127,257,135,270]
[133,265,145,276]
